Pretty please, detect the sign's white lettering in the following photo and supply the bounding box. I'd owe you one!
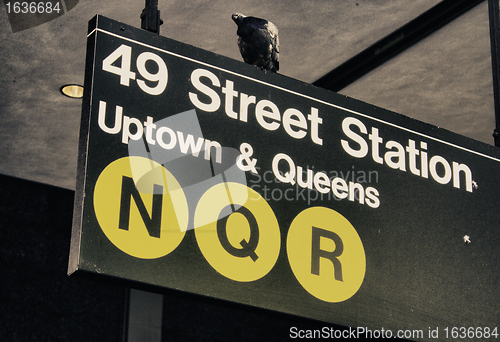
[98,43,477,213]
[102,44,168,95]
[272,153,380,208]
[97,100,222,163]
[189,68,324,146]
[341,117,474,193]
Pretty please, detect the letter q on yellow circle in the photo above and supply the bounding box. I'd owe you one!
[93,156,188,259]
[287,207,366,303]
[194,182,281,282]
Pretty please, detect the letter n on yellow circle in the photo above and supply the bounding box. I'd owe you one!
[287,207,366,302]
[93,156,188,259]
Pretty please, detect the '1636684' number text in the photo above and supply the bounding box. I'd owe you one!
[5,2,61,14]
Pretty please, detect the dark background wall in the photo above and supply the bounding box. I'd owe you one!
[0,174,369,342]
[0,174,125,341]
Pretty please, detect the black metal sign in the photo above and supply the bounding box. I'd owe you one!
[69,15,500,340]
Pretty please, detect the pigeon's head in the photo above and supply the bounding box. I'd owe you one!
[232,13,245,25]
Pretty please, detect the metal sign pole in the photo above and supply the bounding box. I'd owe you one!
[488,0,500,147]
[140,0,163,34]
[120,8,166,341]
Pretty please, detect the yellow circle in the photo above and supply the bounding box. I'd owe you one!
[194,182,280,282]
[93,156,188,259]
[287,207,366,302]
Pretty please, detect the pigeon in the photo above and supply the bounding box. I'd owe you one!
[232,13,279,73]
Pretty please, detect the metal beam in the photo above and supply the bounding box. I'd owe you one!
[488,0,500,146]
[313,0,485,92]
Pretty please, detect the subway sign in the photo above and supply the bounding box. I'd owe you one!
[69,15,500,338]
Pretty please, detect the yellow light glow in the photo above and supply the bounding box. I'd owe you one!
[61,85,84,98]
